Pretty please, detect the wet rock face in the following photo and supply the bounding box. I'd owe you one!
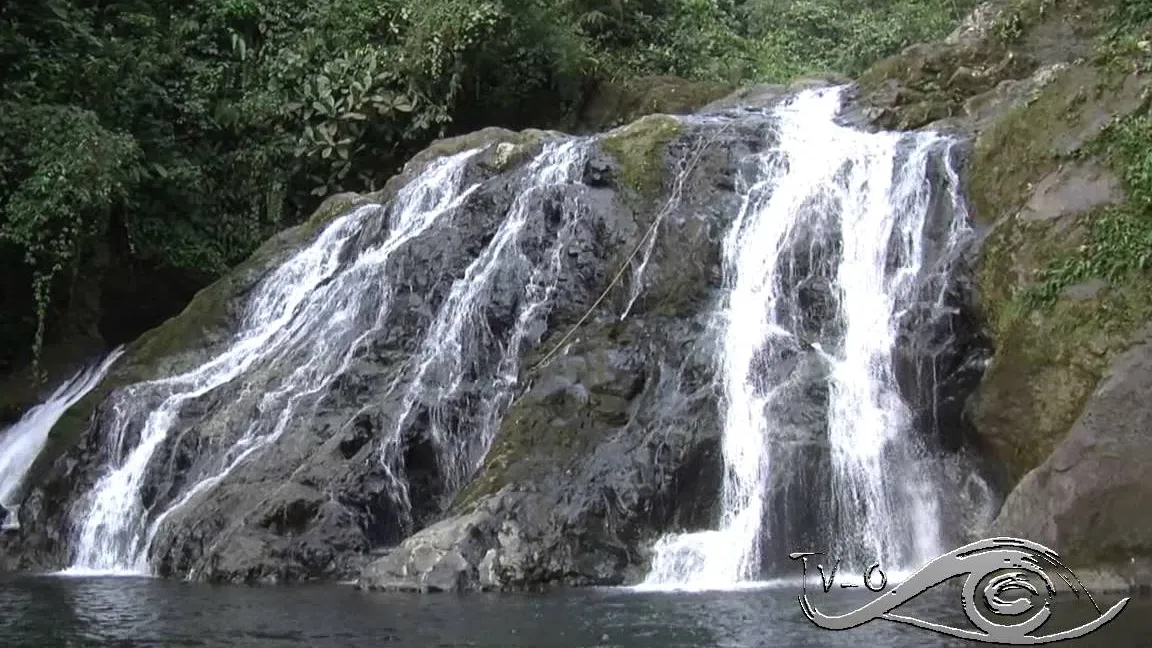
[991,329,1152,580]
[847,0,1152,583]
[354,118,775,591]
[8,89,993,589]
[5,117,775,584]
[355,113,994,590]
[358,315,726,591]
[889,143,990,456]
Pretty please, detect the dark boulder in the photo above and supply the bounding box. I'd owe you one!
[991,329,1152,592]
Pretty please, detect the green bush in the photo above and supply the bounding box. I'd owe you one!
[0,0,977,371]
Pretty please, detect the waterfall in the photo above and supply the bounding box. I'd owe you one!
[0,349,123,521]
[377,139,587,519]
[640,86,971,589]
[62,139,589,576]
[32,83,978,584]
[64,150,482,574]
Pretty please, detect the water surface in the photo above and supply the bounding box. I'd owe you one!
[1,575,1147,647]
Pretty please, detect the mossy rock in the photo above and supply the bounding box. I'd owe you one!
[14,123,565,503]
[854,0,1118,131]
[576,76,736,133]
[967,66,1148,226]
[118,125,552,383]
[451,321,645,512]
[968,57,1152,484]
[600,115,682,200]
[972,269,1152,483]
[20,193,379,497]
[401,127,552,179]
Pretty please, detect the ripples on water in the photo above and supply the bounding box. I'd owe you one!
[1,575,1147,647]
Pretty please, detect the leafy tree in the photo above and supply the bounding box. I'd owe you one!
[0,0,976,375]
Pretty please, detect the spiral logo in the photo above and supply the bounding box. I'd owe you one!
[791,537,1130,644]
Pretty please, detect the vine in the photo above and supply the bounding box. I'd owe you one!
[0,104,141,370]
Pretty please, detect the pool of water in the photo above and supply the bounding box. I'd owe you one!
[0,574,1147,647]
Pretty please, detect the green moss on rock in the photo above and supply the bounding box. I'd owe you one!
[855,28,1023,131]
[968,66,1106,226]
[451,321,642,512]
[986,0,1058,43]
[970,48,1152,483]
[974,266,1152,481]
[12,121,566,504]
[854,0,1121,131]
[403,127,550,178]
[600,115,682,200]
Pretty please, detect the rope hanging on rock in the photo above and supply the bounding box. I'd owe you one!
[528,118,736,374]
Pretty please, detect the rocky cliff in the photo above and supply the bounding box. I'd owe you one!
[352,0,1152,593]
[850,0,1152,590]
[6,85,984,588]
[3,0,1151,593]
[2,115,759,583]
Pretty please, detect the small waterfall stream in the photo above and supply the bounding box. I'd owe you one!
[65,151,483,574]
[641,87,972,589]
[377,139,588,520]
[63,140,591,576]
[0,349,123,521]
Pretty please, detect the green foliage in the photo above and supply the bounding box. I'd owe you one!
[1095,0,1152,73]
[1023,111,1152,307]
[989,0,1058,43]
[574,0,759,82]
[0,0,587,369]
[0,103,142,363]
[0,0,978,371]
[565,0,978,84]
[743,0,979,82]
[1020,4,1152,308]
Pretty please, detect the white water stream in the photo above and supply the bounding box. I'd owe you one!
[640,86,970,590]
[44,86,975,585]
[377,140,587,517]
[0,349,123,522]
[64,151,482,574]
[63,139,590,576]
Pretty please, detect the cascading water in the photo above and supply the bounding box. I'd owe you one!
[65,151,482,574]
[640,86,972,589]
[377,139,587,517]
[63,139,589,576]
[0,349,123,518]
